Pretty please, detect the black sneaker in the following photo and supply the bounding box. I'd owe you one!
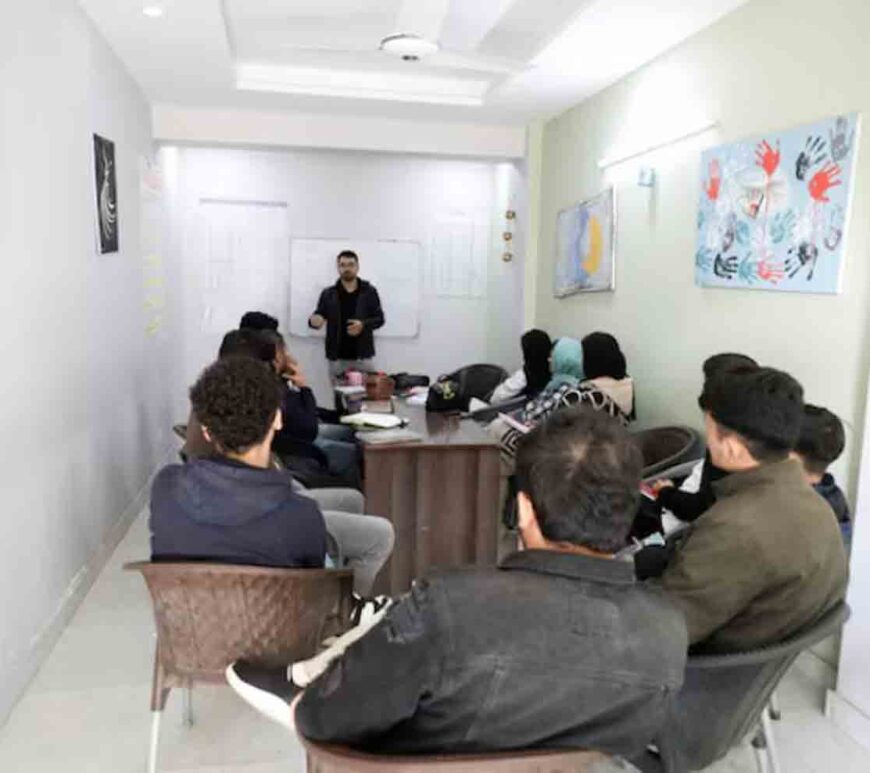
[225,660,300,730]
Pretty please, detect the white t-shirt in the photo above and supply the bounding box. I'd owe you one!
[490,368,527,404]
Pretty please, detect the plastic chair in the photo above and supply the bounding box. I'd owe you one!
[631,426,704,478]
[631,602,850,773]
[125,562,353,773]
[301,735,610,772]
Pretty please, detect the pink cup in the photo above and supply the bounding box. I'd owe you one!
[346,370,364,387]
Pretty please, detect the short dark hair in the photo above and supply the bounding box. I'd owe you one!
[239,311,279,332]
[702,352,758,381]
[796,404,846,475]
[515,407,643,553]
[218,329,276,363]
[337,250,359,263]
[189,357,284,453]
[698,353,759,410]
[701,367,804,462]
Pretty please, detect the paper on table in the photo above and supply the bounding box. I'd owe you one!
[340,412,404,429]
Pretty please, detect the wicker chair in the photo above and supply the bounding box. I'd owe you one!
[301,736,611,773]
[125,562,353,773]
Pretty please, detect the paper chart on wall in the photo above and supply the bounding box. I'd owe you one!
[185,201,290,334]
[139,155,167,336]
[427,210,489,297]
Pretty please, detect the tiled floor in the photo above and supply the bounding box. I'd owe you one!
[1,510,869,773]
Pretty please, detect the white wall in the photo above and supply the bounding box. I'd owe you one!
[531,0,870,748]
[166,145,525,406]
[152,105,527,160]
[0,0,179,724]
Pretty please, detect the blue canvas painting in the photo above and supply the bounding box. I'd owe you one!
[695,114,859,294]
[554,188,615,297]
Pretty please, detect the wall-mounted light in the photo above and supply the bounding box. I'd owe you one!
[142,5,165,18]
[598,119,719,171]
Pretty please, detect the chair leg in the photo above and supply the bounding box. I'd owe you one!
[183,684,194,727]
[762,708,782,773]
[768,689,782,720]
[148,711,162,773]
[751,724,771,773]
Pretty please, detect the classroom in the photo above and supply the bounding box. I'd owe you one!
[2,1,870,771]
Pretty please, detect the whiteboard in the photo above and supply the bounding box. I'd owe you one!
[289,239,421,338]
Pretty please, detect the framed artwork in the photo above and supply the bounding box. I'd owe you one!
[695,114,859,293]
[554,187,615,297]
[93,133,119,254]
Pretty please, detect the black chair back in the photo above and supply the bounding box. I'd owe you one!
[633,603,850,772]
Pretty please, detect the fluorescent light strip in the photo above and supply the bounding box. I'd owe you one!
[598,120,719,170]
[236,64,488,107]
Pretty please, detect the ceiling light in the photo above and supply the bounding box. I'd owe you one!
[380,34,439,61]
[142,5,164,18]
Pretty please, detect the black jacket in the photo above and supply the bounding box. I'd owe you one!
[310,279,384,361]
[657,452,727,522]
[296,550,687,757]
[149,457,326,568]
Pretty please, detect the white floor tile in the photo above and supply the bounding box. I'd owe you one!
[1,508,868,773]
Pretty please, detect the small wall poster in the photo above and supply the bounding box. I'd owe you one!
[695,114,859,294]
[93,133,119,254]
[554,188,616,297]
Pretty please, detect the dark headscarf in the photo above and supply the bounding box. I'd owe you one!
[521,329,552,397]
[581,332,627,380]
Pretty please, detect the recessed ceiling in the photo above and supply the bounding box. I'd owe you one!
[79,0,751,124]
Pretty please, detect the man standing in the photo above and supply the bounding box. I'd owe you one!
[308,250,384,379]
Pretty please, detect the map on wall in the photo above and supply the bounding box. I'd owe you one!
[554,188,615,297]
[695,114,860,294]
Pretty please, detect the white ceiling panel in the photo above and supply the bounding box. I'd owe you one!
[78,0,753,123]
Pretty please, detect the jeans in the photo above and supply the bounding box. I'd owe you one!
[315,424,361,482]
[296,486,394,596]
[321,511,394,597]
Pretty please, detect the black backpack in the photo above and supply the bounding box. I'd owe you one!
[425,376,466,413]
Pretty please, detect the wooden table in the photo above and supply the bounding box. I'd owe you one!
[362,402,501,595]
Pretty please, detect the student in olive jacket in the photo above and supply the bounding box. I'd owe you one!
[658,367,848,653]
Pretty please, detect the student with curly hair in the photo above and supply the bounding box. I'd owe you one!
[152,357,394,595]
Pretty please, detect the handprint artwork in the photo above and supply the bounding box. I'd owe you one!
[695,114,857,294]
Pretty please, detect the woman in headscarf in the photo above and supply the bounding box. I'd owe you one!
[489,329,553,404]
[580,332,635,420]
[489,333,631,467]
[545,337,584,390]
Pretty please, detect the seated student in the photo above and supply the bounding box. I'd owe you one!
[203,328,359,490]
[658,366,848,653]
[227,408,688,759]
[153,357,327,569]
[491,335,631,465]
[240,310,279,332]
[793,404,852,545]
[162,357,394,596]
[654,353,759,523]
[239,310,360,461]
[579,332,635,419]
[489,329,552,404]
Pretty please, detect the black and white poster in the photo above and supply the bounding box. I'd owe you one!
[93,134,119,253]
